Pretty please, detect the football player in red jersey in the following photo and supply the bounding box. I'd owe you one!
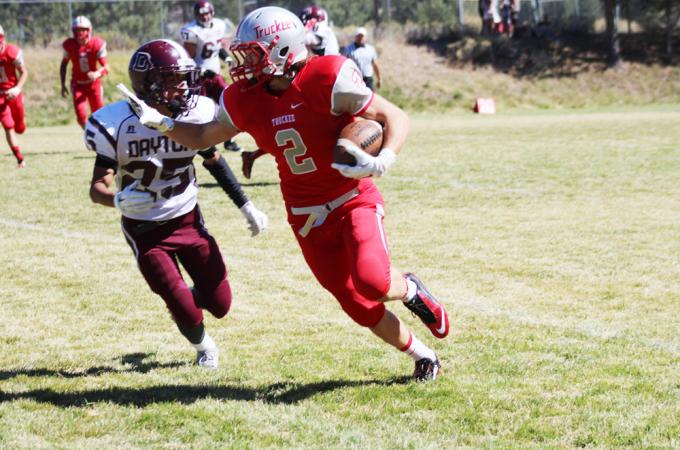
[0,25,27,168]
[60,16,109,129]
[119,6,449,381]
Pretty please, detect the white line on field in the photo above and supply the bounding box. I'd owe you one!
[0,217,121,244]
[451,288,680,356]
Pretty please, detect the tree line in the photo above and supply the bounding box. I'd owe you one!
[0,0,677,64]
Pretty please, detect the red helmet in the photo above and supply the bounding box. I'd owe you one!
[299,6,326,26]
[128,39,200,115]
[194,1,215,27]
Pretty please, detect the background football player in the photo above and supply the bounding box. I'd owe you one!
[0,24,27,168]
[299,5,339,56]
[87,39,268,368]
[60,16,109,129]
[119,7,449,382]
[180,0,240,153]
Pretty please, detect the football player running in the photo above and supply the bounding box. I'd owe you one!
[87,39,268,368]
[60,16,109,129]
[0,25,28,168]
[180,0,240,153]
[118,8,449,381]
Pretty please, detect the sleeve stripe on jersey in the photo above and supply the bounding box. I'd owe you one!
[88,116,117,150]
[355,92,374,116]
[94,154,118,171]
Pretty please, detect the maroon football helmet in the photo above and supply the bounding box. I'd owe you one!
[194,0,215,27]
[128,39,200,116]
[299,5,326,26]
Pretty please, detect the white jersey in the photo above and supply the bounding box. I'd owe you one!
[306,22,339,56]
[179,19,228,74]
[84,96,217,221]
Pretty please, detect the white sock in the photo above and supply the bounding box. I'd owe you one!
[400,332,437,362]
[192,331,217,352]
[403,278,417,302]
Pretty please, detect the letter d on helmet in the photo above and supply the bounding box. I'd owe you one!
[229,6,307,86]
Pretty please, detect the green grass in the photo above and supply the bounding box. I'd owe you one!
[1,109,679,448]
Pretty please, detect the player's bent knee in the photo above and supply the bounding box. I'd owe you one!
[15,123,26,134]
[201,280,232,318]
[352,272,390,301]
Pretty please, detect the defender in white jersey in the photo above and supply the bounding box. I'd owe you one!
[299,5,339,56]
[181,1,240,152]
[87,39,267,368]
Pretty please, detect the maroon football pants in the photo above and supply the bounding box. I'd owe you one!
[121,206,231,328]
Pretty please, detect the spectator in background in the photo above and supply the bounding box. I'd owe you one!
[60,16,109,129]
[341,27,381,91]
[0,25,27,168]
[180,1,241,152]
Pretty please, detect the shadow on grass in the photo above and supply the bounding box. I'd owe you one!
[0,376,411,406]
[0,352,182,381]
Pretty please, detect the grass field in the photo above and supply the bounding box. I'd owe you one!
[1,108,679,448]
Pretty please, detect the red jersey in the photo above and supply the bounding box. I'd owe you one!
[0,43,23,91]
[62,36,107,83]
[219,55,374,206]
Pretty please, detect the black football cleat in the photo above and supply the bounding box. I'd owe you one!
[403,273,449,339]
[224,140,242,152]
[413,357,441,382]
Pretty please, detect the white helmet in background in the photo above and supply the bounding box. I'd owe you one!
[229,6,308,85]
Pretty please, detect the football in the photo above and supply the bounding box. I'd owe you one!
[333,120,384,166]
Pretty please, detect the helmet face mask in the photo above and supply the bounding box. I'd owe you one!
[229,7,307,87]
[129,40,200,116]
[194,1,215,27]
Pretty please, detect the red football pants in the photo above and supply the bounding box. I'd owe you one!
[122,206,232,328]
[0,92,26,133]
[289,184,390,328]
[72,79,103,126]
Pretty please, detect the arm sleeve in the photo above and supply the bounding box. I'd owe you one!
[180,27,199,45]
[96,40,107,59]
[203,157,249,208]
[84,116,118,170]
[216,86,243,130]
[330,59,374,116]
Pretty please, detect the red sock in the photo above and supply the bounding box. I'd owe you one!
[11,146,24,163]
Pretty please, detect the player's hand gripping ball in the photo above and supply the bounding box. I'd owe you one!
[331,120,396,179]
[333,119,383,166]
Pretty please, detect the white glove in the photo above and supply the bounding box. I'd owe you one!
[240,201,268,237]
[6,86,21,99]
[116,83,174,132]
[331,141,397,179]
[114,180,155,215]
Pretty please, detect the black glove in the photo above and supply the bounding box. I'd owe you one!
[202,69,217,79]
[219,48,229,62]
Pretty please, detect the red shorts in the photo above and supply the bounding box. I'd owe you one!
[288,182,390,328]
[121,206,231,328]
[72,79,104,126]
[0,92,26,133]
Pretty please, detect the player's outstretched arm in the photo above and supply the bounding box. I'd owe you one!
[117,83,237,150]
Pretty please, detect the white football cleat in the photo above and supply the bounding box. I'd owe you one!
[16,160,26,169]
[196,348,219,369]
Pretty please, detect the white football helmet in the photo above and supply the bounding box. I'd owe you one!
[229,6,308,85]
[72,16,92,43]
